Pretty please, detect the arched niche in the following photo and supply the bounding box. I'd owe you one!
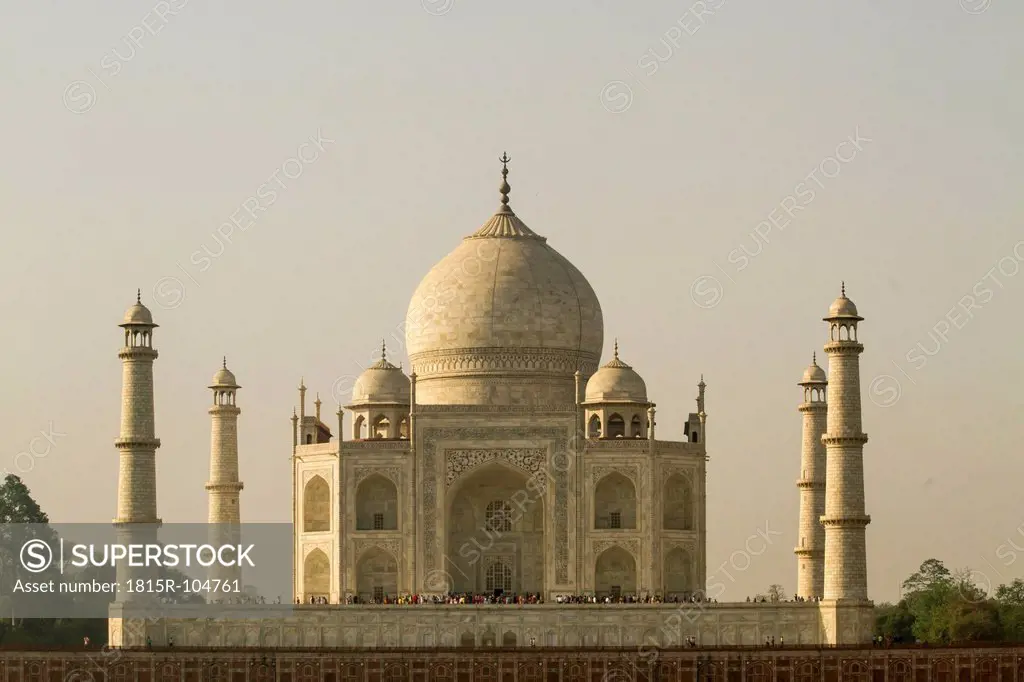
[663,473,694,530]
[663,546,693,598]
[356,547,398,602]
[594,546,637,598]
[303,548,330,598]
[355,474,398,531]
[593,472,637,529]
[303,475,331,532]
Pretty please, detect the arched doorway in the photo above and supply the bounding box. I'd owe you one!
[303,548,330,600]
[663,546,693,598]
[594,546,637,599]
[446,462,544,594]
[356,547,398,602]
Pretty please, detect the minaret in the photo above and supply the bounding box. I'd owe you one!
[114,291,161,599]
[821,283,871,601]
[795,353,828,599]
[206,358,244,589]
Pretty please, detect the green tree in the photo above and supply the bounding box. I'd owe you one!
[0,475,64,626]
[875,601,915,641]
[0,475,109,645]
[901,558,952,596]
[995,578,1024,642]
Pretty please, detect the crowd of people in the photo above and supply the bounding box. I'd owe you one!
[144,585,827,606]
[295,592,725,606]
[747,595,822,603]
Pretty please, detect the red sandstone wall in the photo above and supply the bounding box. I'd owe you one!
[0,646,1022,681]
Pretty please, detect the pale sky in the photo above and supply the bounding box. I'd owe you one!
[1,0,1021,604]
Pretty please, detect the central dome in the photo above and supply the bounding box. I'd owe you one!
[405,157,603,406]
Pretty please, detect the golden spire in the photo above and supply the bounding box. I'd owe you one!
[499,151,511,209]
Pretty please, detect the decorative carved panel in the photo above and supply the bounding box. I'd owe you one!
[302,542,330,558]
[353,538,401,559]
[590,465,638,485]
[445,448,547,488]
[592,539,640,559]
[353,466,401,485]
[302,469,330,485]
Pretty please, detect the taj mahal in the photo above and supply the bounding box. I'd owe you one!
[108,156,875,649]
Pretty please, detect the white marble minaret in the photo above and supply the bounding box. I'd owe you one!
[207,358,244,588]
[207,358,243,523]
[795,353,828,600]
[114,291,161,598]
[821,284,871,601]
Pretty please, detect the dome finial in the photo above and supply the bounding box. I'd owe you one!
[812,351,817,365]
[222,356,227,369]
[499,151,511,208]
[841,281,846,297]
[614,338,619,360]
[136,288,141,304]
[381,338,387,361]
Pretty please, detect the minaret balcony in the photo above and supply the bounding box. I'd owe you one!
[796,479,824,489]
[822,341,864,353]
[117,346,159,360]
[820,515,871,528]
[205,482,244,493]
[821,433,868,446]
[114,437,161,449]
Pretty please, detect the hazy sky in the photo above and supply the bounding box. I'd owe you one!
[2,0,1021,604]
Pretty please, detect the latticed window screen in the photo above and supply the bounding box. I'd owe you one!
[485,561,512,592]
[485,501,512,532]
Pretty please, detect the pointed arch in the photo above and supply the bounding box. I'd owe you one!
[303,548,330,598]
[588,414,602,438]
[594,472,636,529]
[371,414,390,439]
[356,547,398,602]
[630,414,643,437]
[663,546,693,598]
[303,475,331,532]
[606,413,625,438]
[663,473,694,530]
[594,545,637,598]
[356,474,398,530]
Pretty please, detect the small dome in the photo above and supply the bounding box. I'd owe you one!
[210,359,238,388]
[824,283,862,320]
[584,343,648,403]
[350,352,411,405]
[121,291,156,327]
[800,354,827,384]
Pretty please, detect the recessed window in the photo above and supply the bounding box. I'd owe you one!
[373,513,384,530]
[609,512,621,529]
[485,501,512,532]
[373,586,384,603]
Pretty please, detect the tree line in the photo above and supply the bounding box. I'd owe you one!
[875,558,1024,644]
[0,474,202,646]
